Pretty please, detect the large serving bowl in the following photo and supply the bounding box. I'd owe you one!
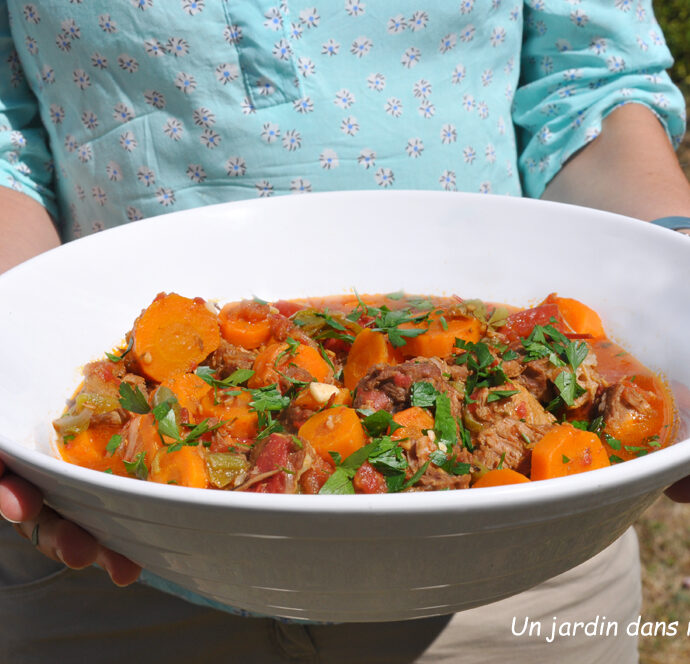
[0,191,688,622]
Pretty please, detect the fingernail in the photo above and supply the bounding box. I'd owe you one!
[0,507,20,524]
[55,548,66,564]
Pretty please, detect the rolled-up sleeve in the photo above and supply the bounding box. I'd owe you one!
[0,3,56,217]
[514,1,687,199]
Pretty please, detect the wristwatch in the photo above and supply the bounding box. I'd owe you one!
[650,216,690,236]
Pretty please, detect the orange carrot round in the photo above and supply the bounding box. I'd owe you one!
[400,315,482,358]
[162,373,212,419]
[298,406,368,465]
[219,300,272,349]
[249,341,332,388]
[133,293,221,382]
[150,446,208,488]
[531,423,610,480]
[60,423,126,474]
[391,406,435,441]
[472,468,531,488]
[201,389,258,439]
[542,293,605,338]
[343,328,395,390]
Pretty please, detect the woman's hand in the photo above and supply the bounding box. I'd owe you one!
[0,458,141,586]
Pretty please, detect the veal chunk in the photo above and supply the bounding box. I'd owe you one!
[398,432,472,491]
[596,380,662,443]
[204,339,257,379]
[353,358,464,417]
[469,384,556,474]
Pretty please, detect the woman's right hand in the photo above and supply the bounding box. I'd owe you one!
[0,458,141,586]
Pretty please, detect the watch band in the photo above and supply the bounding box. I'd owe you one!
[650,216,690,231]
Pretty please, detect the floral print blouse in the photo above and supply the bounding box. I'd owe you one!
[0,1,685,241]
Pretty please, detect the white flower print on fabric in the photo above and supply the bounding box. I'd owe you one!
[144,90,166,109]
[401,47,421,68]
[200,129,221,148]
[481,69,494,86]
[25,36,38,55]
[413,79,432,98]
[607,56,625,73]
[479,182,492,194]
[156,187,175,206]
[334,89,355,109]
[256,78,276,96]
[289,22,303,40]
[459,25,475,43]
[490,27,506,47]
[485,144,496,163]
[570,9,588,27]
[49,104,65,124]
[182,0,204,16]
[462,94,476,112]
[163,118,184,141]
[459,0,474,15]
[224,25,242,44]
[374,167,394,187]
[282,129,302,151]
[167,37,189,57]
[64,135,78,153]
[297,57,316,76]
[439,34,457,54]
[299,8,320,29]
[216,63,239,85]
[186,164,207,183]
[77,144,93,163]
[264,8,283,31]
[119,132,137,152]
[385,97,403,118]
[226,157,247,176]
[106,161,123,181]
[56,33,72,53]
[290,178,312,193]
[358,148,375,169]
[293,97,314,113]
[261,123,281,143]
[137,166,156,186]
[440,124,457,144]
[615,0,633,11]
[321,39,340,56]
[387,15,406,34]
[91,52,108,69]
[367,73,385,92]
[477,101,489,119]
[418,100,435,118]
[91,221,105,233]
[255,180,274,197]
[405,138,423,158]
[23,4,40,24]
[351,37,373,58]
[9,131,25,149]
[98,15,117,33]
[62,18,80,39]
[590,37,607,54]
[126,207,143,222]
[193,107,216,127]
[341,116,359,136]
[73,69,90,89]
[463,146,476,164]
[144,39,166,57]
[81,111,98,130]
[345,0,365,18]
[131,0,153,10]
[319,149,339,169]
[439,170,456,191]
[408,11,428,31]
[75,184,86,201]
[175,72,197,93]
[452,64,466,85]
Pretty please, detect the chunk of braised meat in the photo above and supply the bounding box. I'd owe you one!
[78,360,147,426]
[242,433,311,494]
[299,452,333,494]
[398,432,472,491]
[353,358,464,417]
[509,347,607,419]
[596,380,661,440]
[281,401,319,433]
[467,384,556,474]
[204,339,257,379]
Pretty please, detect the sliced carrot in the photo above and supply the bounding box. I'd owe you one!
[473,468,531,488]
[400,314,482,358]
[219,300,272,349]
[531,423,610,480]
[391,406,435,441]
[60,423,126,474]
[542,293,605,339]
[298,406,368,465]
[161,373,212,419]
[201,389,258,439]
[343,328,395,391]
[133,293,221,382]
[150,445,209,488]
[249,341,332,388]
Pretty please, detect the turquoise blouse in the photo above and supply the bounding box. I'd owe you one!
[0,0,685,242]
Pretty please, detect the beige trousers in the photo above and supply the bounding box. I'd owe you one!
[0,522,639,663]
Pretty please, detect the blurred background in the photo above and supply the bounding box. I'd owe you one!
[636,5,689,663]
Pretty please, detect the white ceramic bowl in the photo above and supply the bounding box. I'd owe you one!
[0,191,688,622]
